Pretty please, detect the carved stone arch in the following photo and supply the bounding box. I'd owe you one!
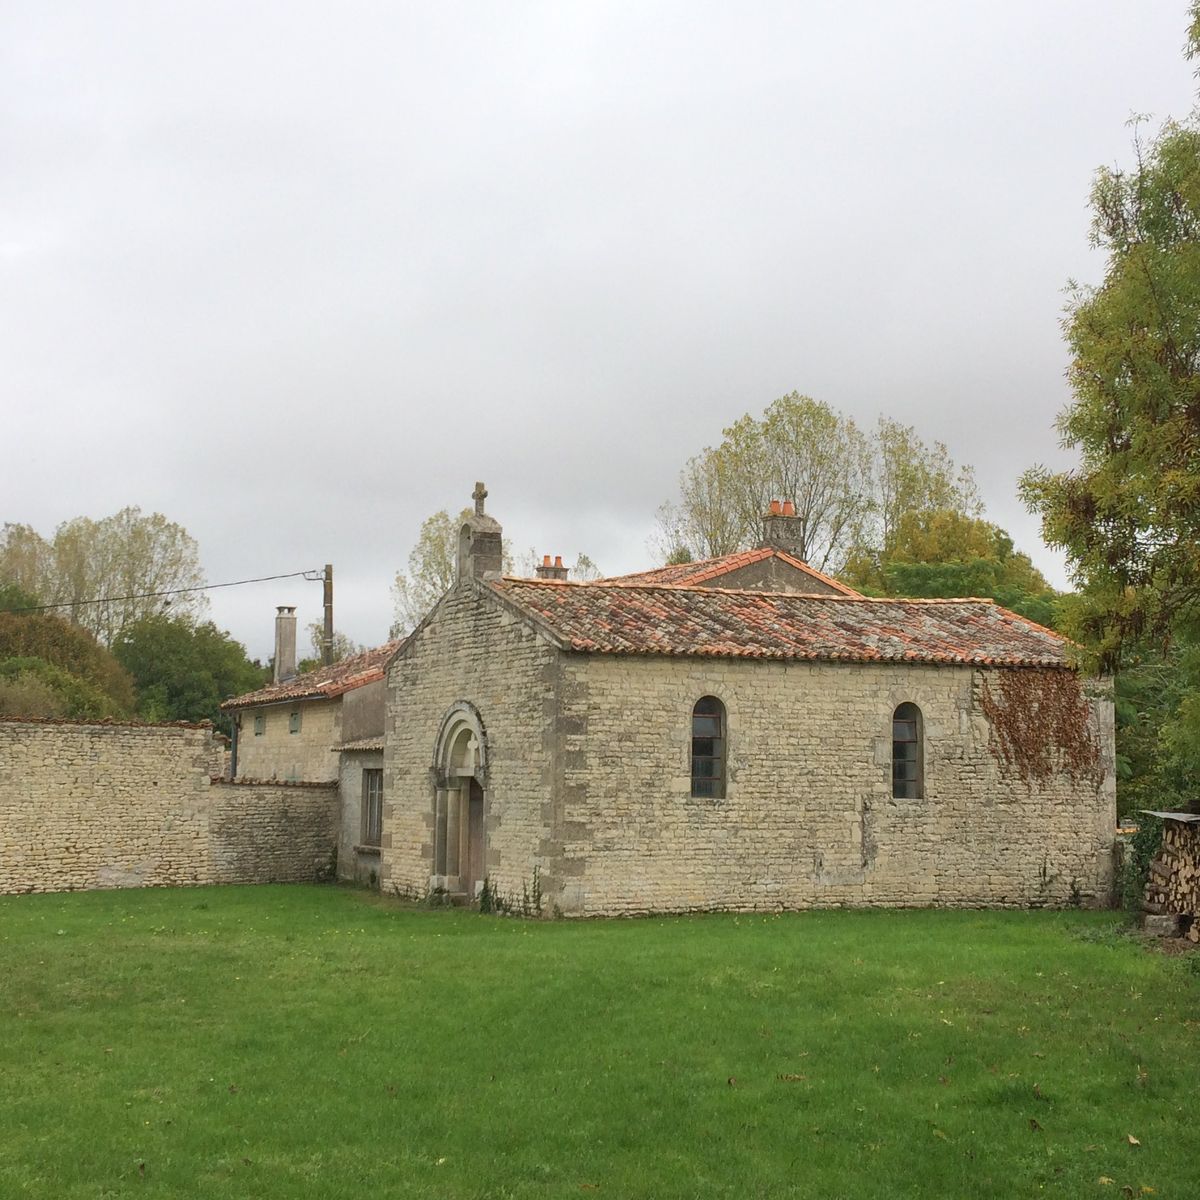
[430,700,489,900]
[433,700,489,788]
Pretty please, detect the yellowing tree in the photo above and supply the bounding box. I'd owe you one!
[0,508,207,646]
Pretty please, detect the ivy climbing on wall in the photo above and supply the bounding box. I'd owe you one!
[979,669,1102,786]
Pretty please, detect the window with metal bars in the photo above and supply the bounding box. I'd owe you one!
[362,768,383,846]
[691,696,726,799]
[892,703,923,799]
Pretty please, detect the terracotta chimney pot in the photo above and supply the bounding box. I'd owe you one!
[782,500,796,517]
[768,499,783,516]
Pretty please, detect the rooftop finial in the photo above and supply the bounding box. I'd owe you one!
[473,481,488,516]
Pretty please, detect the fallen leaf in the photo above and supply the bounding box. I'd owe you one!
[1032,1083,1044,1100]
[776,1073,807,1082]
[938,1075,950,1086]
[1029,1118,1042,1132]
[227,1084,238,1094]
[727,1077,737,1087]
[1098,1178,1114,1186]
[1127,1134,1141,1147]
[932,1128,950,1141]
[1141,1188,1156,1195]
[137,1163,146,1178]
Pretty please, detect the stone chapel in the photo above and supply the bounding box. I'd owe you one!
[378,484,1116,917]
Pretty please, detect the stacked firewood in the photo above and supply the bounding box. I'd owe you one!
[1144,820,1200,941]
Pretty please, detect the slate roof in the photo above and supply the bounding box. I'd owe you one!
[600,547,862,597]
[220,641,404,711]
[487,579,1070,667]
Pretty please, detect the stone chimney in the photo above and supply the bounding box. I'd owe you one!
[535,554,570,581]
[456,481,504,582]
[273,606,298,683]
[760,499,807,559]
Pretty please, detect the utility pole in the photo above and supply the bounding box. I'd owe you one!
[322,563,334,666]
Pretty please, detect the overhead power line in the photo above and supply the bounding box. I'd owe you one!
[1,568,325,615]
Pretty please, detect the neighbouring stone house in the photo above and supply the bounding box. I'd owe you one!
[220,606,401,884]
[378,484,1116,917]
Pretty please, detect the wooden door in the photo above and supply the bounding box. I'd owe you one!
[465,778,485,898]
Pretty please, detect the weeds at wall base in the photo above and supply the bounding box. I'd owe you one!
[479,866,544,918]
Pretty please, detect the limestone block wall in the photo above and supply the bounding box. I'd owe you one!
[209,780,338,884]
[0,718,338,895]
[233,698,340,782]
[382,583,558,900]
[558,657,1115,916]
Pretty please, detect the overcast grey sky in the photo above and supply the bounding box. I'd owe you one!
[4,1,1197,660]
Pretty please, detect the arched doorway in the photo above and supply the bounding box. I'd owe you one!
[432,703,488,899]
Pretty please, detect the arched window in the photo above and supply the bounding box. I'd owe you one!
[892,702,923,799]
[691,696,726,799]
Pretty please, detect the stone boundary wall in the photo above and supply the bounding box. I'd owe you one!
[209,780,339,884]
[0,719,338,895]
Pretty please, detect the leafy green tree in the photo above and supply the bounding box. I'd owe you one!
[1019,8,1200,815]
[656,393,875,569]
[0,508,207,646]
[112,616,267,726]
[391,508,514,633]
[298,621,363,670]
[0,656,125,719]
[843,421,982,585]
[0,581,41,612]
[846,510,1061,628]
[1020,21,1200,668]
[657,399,979,573]
[0,610,134,712]
[391,509,469,634]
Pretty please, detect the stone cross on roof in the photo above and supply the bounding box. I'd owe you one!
[473,481,487,516]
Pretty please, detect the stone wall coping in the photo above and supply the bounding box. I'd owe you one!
[212,777,338,789]
[0,715,214,731]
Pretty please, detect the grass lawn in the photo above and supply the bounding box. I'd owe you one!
[2,887,1198,1199]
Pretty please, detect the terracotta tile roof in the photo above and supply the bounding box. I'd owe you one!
[488,580,1071,667]
[334,736,384,753]
[600,547,862,597]
[220,641,404,711]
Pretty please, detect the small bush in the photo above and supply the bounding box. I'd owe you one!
[1120,815,1164,911]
